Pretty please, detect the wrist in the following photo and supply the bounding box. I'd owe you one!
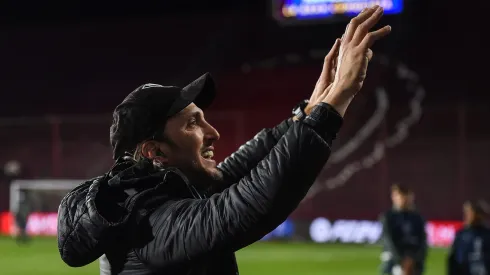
[304,105,312,115]
[303,102,343,139]
[291,99,309,121]
[322,86,354,117]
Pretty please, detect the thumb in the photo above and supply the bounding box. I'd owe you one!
[367,49,373,61]
[320,38,341,80]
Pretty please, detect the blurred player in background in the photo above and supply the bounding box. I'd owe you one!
[14,189,31,244]
[380,184,428,275]
[3,160,30,244]
[448,200,490,275]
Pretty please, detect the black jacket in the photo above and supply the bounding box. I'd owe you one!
[57,103,342,275]
[448,224,490,275]
[380,209,428,265]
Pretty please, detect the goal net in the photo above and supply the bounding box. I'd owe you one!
[7,179,82,236]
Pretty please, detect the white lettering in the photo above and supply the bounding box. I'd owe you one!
[309,218,382,244]
[310,218,332,243]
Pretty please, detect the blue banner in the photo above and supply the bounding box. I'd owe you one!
[261,219,295,241]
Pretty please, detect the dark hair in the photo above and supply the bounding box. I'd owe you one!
[465,200,489,216]
[133,130,176,161]
[133,143,146,161]
[391,184,413,195]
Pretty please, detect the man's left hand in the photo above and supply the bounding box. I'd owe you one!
[304,38,341,115]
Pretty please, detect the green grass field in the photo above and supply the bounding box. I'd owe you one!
[0,237,448,275]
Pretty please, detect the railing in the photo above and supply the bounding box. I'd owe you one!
[1,104,488,220]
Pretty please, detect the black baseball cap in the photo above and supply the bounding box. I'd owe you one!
[110,73,216,160]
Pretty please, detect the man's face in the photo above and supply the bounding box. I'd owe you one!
[151,103,222,186]
[463,203,476,225]
[391,190,410,209]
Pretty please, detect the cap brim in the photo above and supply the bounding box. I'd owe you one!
[167,72,216,117]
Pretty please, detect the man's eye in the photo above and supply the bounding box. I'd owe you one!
[189,119,197,126]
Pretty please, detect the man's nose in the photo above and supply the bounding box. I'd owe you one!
[205,123,220,141]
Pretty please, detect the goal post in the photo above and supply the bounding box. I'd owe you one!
[6,179,82,236]
[9,179,82,213]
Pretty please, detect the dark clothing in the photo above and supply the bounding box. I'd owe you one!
[448,224,490,275]
[15,190,31,243]
[15,213,29,243]
[57,103,342,275]
[380,259,423,275]
[380,209,428,275]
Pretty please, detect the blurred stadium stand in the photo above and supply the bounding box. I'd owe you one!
[1,2,489,274]
[0,0,488,232]
[1,65,489,221]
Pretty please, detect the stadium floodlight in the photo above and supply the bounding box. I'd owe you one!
[3,160,22,177]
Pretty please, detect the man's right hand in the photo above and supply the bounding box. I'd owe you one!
[323,6,391,116]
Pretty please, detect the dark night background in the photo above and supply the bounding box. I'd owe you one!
[0,0,489,220]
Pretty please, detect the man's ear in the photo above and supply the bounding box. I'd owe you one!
[141,141,168,164]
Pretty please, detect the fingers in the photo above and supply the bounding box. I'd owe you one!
[367,49,373,61]
[329,39,341,79]
[320,38,341,81]
[360,25,392,49]
[344,6,378,43]
[352,6,384,45]
[324,38,340,65]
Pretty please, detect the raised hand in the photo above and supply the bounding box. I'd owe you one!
[305,38,341,115]
[323,6,391,116]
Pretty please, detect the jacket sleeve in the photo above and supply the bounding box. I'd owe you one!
[216,118,293,187]
[137,104,341,269]
[57,176,125,267]
[447,231,462,275]
[380,213,404,261]
[413,216,428,261]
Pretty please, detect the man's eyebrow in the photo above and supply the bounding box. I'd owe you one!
[176,110,202,122]
[189,110,203,118]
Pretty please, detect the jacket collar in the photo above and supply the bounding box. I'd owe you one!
[107,157,204,199]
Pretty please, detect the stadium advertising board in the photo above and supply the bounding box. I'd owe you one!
[261,219,295,240]
[308,217,464,247]
[425,221,464,247]
[0,212,58,236]
[0,212,463,247]
[309,218,382,244]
